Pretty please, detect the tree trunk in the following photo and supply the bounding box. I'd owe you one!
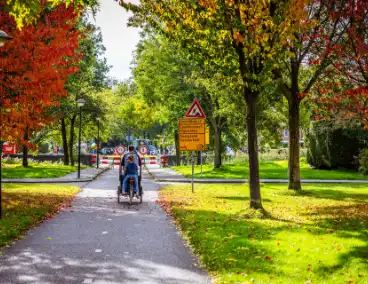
[174,130,181,166]
[61,118,69,166]
[69,115,76,166]
[287,61,302,190]
[214,126,222,168]
[288,95,301,190]
[245,91,262,209]
[22,130,28,167]
[235,37,262,209]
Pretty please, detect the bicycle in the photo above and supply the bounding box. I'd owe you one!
[117,177,143,205]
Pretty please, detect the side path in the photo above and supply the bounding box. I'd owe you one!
[0,168,210,284]
[147,165,368,184]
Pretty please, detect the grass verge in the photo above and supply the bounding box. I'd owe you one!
[173,159,367,180]
[0,184,80,248]
[159,183,368,283]
[3,163,78,179]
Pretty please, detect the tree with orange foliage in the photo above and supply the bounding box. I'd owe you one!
[0,4,82,166]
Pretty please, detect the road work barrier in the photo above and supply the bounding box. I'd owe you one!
[141,155,158,165]
[91,155,121,168]
[160,155,168,167]
[91,154,158,168]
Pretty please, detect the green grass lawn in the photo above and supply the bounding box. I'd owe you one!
[159,183,368,283]
[0,184,80,248]
[174,159,368,180]
[3,163,78,179]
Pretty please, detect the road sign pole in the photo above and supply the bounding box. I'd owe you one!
[191,151,194,193]
[200,151,203,177]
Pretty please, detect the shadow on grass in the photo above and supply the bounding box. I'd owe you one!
[292,187,368,202]
[173,206,289,280]
[215,196,272,202]
[301,203,368,278]
[164,183,368,282]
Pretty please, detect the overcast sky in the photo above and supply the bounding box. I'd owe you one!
[91,0,141,80]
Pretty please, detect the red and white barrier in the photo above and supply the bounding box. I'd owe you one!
[146,156,157,165]
[91,155,121,166]
[160,155,168,166]
[91,155,159,167]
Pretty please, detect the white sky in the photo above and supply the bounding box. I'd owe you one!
[91,0,141,80]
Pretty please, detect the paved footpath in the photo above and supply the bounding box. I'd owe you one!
[0,168,210,284]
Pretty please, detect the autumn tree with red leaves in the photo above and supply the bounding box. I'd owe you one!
[312,0,368,128]
[271,0,355,190]
[0,4,82,166]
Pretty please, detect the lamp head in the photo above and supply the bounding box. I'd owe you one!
[76,98,86,107]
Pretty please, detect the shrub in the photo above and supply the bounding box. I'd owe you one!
[38,143,51,154]
[2,157,22,164]
[359,149,368,175]
[307,121,368,170]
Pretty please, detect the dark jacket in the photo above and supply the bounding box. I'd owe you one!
[125,162,138,175]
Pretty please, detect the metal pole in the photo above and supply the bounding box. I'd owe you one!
[97,119,100,169]
[200,151,203,177]
[77,106,82,179]
[128,127,131,147]
[191,151,194,193]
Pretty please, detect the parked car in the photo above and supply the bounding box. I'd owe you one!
[100,147,114,155]
[148,145,157,155]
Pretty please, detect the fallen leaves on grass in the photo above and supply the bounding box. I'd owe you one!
[0,184,80,248]
[158,183,368,283]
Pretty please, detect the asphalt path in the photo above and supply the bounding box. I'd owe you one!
[0,167,210,284]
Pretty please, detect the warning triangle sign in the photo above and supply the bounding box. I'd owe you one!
[184,99,206,118]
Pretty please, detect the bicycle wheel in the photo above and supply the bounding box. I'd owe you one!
[129,183,134,205]
[139,192,143,204]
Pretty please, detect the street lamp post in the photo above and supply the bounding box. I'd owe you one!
[128,127,131,147]
[96,117,100,169]
[0,30,13,220]
[76,98,86,179]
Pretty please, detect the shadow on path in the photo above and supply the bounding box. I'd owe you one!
[0,169,209,284]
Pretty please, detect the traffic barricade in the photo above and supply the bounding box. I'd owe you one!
[91,155,121,168]
[160,155,168,167]
[140,155,157,166]
[146,155,157,165]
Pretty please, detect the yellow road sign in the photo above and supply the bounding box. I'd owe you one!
[179,134,206,151]
[205,127,210,145]
[179,119,205,134]
[178,118,206,151]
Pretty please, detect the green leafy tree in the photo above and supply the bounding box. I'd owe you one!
[133,34,244,167]
[120,0,300,209]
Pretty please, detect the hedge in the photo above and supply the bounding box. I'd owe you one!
[307,121,368,170]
